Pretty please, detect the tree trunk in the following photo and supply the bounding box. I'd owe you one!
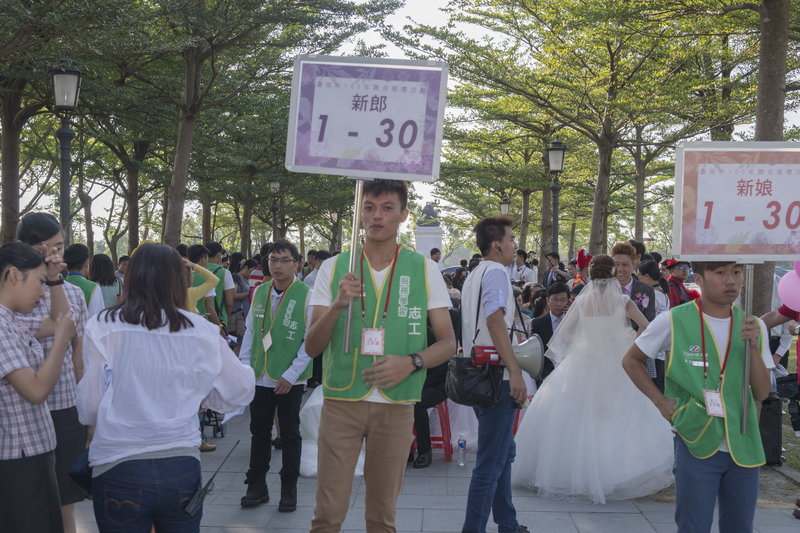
[241,196,253,257]
[163,48,202,247]
[298,223,305,256]
[633,127,646,241]
[160,185,170,241]
[752,0,790,316]
[567,219,577,260]
[126,140,148,253]
[79,189,93,254]
[201,200,212,243]
[538,185,552,282]
[588,133,614,255]
[0,85,23,245]
[519,189,531,251]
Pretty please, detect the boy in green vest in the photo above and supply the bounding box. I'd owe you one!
[305,179,456,533]
[63,243,105,316]
[204,241,235,327]
[239,239,311,513]
[623,261,774,533]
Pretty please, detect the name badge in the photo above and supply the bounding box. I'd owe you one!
[703,390,724,418]
[262,332,273,352]
[361,328,385,356]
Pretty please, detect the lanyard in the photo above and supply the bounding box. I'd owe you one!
[696,299,734,385]
[260,280,294,335]
[360,245,400,328]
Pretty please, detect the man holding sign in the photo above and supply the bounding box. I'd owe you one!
[623,261,774,533]
[305,180,455,532]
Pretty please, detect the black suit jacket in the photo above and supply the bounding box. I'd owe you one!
[530,314,556,380]
[628,279,656,324]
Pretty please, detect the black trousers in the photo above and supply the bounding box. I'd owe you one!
[247,384,304,484]
[413,383,448,453]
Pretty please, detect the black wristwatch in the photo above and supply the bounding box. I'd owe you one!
[45,274,64,287]
[409,353,424,373]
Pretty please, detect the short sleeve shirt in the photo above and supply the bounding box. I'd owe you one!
[0,305,57,459]
[15,282,88,410]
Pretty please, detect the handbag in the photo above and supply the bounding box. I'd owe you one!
[67,448,93,495]
[445,270,505,407]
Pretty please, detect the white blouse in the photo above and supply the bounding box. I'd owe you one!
[77,309,255,468]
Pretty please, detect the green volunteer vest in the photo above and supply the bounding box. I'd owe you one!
[208,263,228,324]
[65,274,97,307]
[666,301,765,467]
[249,280,312,382]
[192,271,210,316]
[323,246,429,403]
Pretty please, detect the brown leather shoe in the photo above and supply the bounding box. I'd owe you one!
[199,441,217,452]
[793,507,800,519]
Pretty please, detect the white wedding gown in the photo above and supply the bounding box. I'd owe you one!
[511,281,673,504]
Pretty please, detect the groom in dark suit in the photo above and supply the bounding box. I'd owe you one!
[529,283,570,381]
[611,242,660,389]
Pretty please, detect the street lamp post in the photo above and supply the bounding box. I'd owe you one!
[269,180,280,241]
[51,59,82,244]
[546,140,567,255]
[499,196,510,216]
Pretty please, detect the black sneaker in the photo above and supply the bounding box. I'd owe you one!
[516,526,530,533]
[240,480,269,508]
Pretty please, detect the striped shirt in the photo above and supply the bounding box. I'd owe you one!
[0,304,57,459]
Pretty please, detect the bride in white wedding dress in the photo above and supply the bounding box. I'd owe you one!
[512,254,673,504]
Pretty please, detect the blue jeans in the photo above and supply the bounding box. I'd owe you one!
[462,381,519,533]
[673,436,760,533]
[93,456,202,533]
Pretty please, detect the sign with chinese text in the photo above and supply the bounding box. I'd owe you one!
[285,55,448,182]
[674,142,800,261]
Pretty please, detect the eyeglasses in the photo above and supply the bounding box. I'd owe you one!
[268,257,295,264]
[677,266,691,271]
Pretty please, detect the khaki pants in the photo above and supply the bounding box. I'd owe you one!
[311,399,413,533]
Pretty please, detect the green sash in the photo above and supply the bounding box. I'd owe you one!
[192,271,210,316]
[65,274,97,307]
[667,301,765,467]
[207,263,228,324]
[323,246,429,403]
[249,280,311,382]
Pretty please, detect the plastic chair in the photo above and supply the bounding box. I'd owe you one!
[411,401,453,462]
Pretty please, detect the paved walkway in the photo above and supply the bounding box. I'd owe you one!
[76,400,798,533]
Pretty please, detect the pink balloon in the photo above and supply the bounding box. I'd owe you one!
[795,260,800,274]
[778,271,800,312]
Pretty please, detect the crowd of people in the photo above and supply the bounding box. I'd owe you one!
[0,179,798,533]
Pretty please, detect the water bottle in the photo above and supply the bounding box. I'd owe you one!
[457,435,467,467]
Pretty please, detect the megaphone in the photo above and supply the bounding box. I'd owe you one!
[513,335,545,379]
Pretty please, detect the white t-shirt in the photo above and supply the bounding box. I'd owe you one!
[635,310,775,453]
[310,253,451,404]
[222,269,235,291]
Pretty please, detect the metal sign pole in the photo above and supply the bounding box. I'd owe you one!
[342,179,365,353]
[741,263,754,434]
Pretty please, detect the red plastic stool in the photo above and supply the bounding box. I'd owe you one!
[411,401,453,462]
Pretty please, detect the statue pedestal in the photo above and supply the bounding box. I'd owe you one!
[414,226,443,268]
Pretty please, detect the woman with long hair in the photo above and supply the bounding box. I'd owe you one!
[76,243,255,531]
[89,253,121,308]
[0,242,75,533]
[512,255,673,504]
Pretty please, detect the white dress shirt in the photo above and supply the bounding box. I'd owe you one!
[77,310,255,468]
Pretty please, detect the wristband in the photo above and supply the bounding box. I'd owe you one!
[45,275,64,287]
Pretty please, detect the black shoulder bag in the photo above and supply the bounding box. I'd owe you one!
[445,272,505,407]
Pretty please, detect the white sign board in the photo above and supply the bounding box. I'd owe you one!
[674,141,800,261]
[285,55,448,182]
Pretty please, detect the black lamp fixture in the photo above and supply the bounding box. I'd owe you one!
[546,139,568,254]
[51,59,82,245]
[499,196,511,216]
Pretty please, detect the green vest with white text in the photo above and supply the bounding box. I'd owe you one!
[249,280,311,382]
[323,246,429,402]
[667,301,765,467]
